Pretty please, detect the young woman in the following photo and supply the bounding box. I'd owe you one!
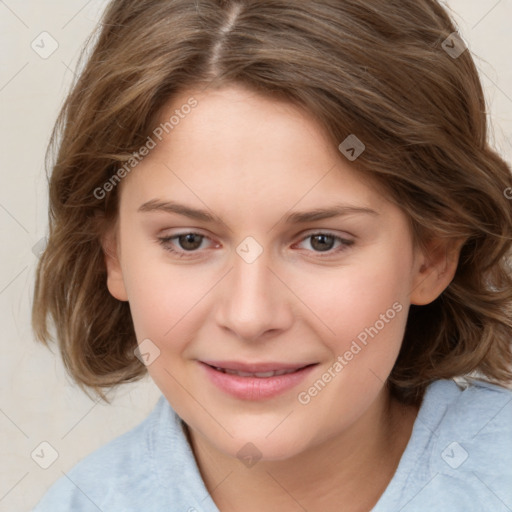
[32,1,512,510]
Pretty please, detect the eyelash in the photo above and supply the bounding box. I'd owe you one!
[157,231,354,259]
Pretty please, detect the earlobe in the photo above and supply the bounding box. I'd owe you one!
[410,238,465,306]
[100,228,128,302]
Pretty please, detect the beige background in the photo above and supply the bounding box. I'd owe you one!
[1,1,511,511]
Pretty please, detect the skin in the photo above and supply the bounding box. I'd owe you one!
[102,84,462,512]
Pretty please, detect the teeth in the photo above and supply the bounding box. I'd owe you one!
[215,367,298,378]
[254,371,276,378]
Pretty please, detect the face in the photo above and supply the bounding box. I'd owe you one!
[104,84,442,461]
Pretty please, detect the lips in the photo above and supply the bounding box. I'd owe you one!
[199,360,318,400]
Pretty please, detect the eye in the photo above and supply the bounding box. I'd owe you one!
[157,232,214,257]
[294,232,354,256]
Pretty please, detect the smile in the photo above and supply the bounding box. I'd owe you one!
[199,361,318,400]
[211,367,300,378]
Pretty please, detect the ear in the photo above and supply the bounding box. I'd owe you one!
[410,237,465,306]
[100,223,128,302]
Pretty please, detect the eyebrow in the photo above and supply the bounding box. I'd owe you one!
[138,199,379,224]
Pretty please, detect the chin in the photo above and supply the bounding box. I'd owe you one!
[200,417,317,463]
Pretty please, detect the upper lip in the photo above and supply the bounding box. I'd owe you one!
[201,361,316,372]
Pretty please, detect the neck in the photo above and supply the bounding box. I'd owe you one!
[187,387,419,512]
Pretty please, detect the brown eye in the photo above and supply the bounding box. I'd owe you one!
[310,234,336,252]
[177,233,204,251]
[157,232,212,257]
[294,232,355,257]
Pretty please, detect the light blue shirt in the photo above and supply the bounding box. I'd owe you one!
[32,379,512,511]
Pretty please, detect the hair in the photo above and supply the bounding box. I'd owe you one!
[32,0,512,405]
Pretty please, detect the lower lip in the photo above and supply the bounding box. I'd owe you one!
[199,362,317,400]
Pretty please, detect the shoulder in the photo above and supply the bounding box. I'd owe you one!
[423,378,512,450]
[412,378,512,511]
[31,395,174,512]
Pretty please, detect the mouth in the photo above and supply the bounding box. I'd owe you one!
[202,360,316,376]
[210,367,302,378]
[199,360,318,400]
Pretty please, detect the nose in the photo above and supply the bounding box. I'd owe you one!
[214,246,294,342]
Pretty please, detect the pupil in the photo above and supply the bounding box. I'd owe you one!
[312,234,334,251]
[180,234,202,250]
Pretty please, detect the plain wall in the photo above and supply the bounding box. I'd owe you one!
[1,1,511,510]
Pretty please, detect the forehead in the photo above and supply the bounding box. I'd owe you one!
[119,84,388,220]
[152,84,337,160]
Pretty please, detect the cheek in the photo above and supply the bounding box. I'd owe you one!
[296,250,410,340]
[122,253,213,398]
[120,240,210,348]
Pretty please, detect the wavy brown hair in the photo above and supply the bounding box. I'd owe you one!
[32,0,512,405]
